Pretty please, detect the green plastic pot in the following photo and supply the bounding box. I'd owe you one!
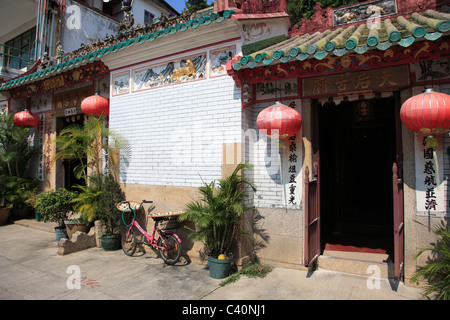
[101,234,121,251]
[208,256,231,279]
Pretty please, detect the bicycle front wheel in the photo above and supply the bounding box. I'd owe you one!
[121,228,137,256]
[157,233,182,265]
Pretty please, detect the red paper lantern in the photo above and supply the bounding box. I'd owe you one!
[256,101,302,139]
[81,93,109,116]
[13,109,39,127]
[400,88,450,137]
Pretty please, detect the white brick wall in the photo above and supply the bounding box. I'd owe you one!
[109,75,242,187]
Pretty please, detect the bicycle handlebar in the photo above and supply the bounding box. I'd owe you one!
[120,199,153,226]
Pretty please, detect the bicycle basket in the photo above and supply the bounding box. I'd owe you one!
[116,201,141,212]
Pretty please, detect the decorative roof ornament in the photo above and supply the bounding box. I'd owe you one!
[118,0,135,32]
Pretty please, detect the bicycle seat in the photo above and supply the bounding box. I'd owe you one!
[149,211,184,219]
[116,201,142,212]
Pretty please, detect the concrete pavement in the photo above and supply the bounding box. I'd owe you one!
[0,220,424,301]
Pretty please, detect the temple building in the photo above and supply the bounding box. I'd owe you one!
[1,0,449,284]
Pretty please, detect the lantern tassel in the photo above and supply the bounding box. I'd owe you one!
[425,135,438,148]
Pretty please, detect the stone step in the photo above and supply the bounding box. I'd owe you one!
[318,250,395,279]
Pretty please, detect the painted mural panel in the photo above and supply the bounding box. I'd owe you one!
[0,101,7,115]
[210,46,235,77]
[133,54,207,91]
[333,0,397,26]
[112,72,130,96]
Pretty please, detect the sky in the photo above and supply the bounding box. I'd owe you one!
[166,0,215,14]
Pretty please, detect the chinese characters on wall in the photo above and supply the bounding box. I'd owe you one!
[282,100,302,209]
[38,114,45,181]
[423,141,438,211]
[303,65,408,97]
[415,134,445,217]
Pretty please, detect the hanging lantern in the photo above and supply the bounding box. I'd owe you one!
[256,101,302,139]
[81,93,109,116]
[13,109,39,127]
[400,88,450,146]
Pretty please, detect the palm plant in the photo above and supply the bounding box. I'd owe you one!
[411,221,450,300]
[53,116,125,222]
[179,163,256,258]
[54,116,110,188]
[0,113,39,178]
[0,113,39,211]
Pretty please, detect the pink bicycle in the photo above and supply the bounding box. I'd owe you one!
[118,200,182,265]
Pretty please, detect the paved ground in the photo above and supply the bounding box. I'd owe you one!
[0,220,424,303]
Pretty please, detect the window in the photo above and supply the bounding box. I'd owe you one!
[3,27,36,69]
[144,10,154,25]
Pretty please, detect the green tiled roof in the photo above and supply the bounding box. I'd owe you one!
[0,10,235,92]
[233,9,450,70]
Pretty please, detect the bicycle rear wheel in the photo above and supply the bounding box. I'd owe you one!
[121,228,137,256]
[157,233,182,265]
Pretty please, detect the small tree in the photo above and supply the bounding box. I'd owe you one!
[35,188,78,228]
[185,0,209,13]
[96,174,125,236]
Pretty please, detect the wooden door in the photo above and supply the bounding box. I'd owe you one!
[392,162,404,280]
[393,92,404,281]
[304,163,320,268]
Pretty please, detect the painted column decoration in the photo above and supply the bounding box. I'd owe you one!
[38,114,45,181]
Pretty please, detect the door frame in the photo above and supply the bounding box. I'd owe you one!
[304,93,405,280]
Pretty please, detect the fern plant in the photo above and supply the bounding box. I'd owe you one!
[179,163,256,258]
[411,221,450,300]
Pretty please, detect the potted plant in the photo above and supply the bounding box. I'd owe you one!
[0,113,40,221]
[0,178,11,225]
[411,221,450,300]
[25,188,42,221]
[96,174,125,250]
[64,215,92,239]
[35,188,78,241]
[5,176,38,219]
[179,163,256,278]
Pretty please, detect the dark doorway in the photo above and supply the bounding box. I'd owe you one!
[58,117,86,191]
[319,97,396,256]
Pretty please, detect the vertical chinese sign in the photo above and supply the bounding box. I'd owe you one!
[281,100,302,209]
[414,134,446,217]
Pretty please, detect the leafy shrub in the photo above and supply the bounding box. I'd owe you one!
[35,188,78,227]
[411,221,450,300]
[96,174,125,235]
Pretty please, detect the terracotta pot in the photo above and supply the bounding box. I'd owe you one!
[65,221,91,239]
[0,207,11,225]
